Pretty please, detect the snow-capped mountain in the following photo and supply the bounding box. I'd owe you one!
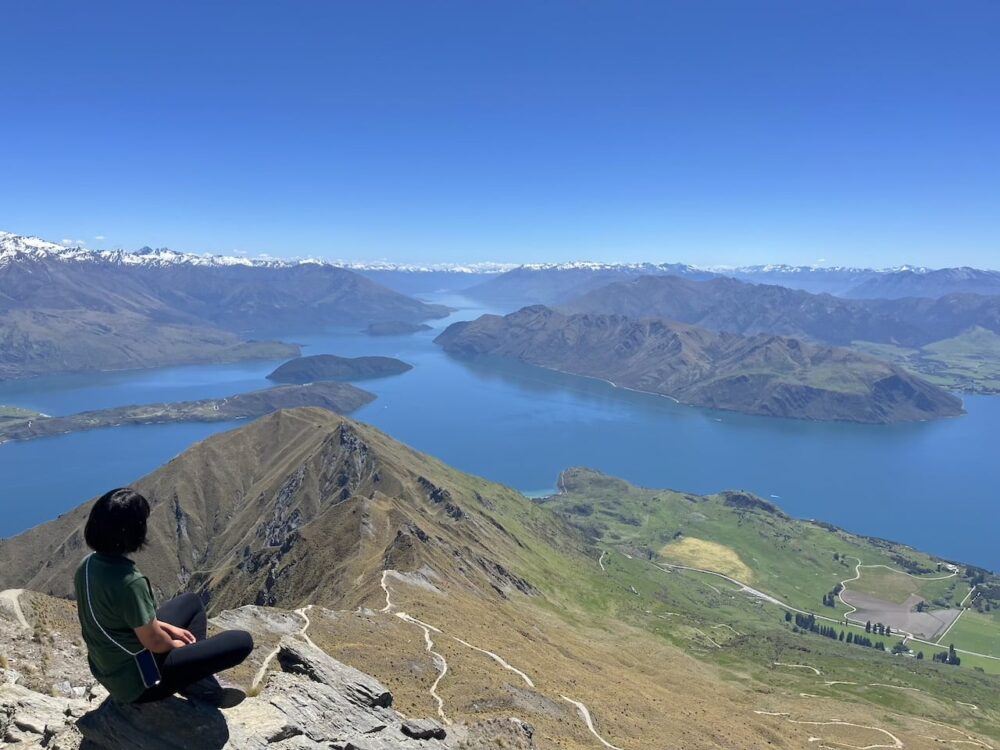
[337,260,518,274]
[0,231,293,269]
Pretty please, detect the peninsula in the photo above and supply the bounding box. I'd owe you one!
[435,306,964,424]
[0,382,374,443]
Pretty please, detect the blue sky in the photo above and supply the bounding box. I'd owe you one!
[2,2,998,268]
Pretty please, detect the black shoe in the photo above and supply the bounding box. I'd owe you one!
[182,678,247,709]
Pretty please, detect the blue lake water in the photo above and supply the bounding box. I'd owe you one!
[1,293,998,571]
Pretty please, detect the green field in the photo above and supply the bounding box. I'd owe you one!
[945,610,1000,658]
[853,327,1000,393]
[0,405,42,419]
[0,405,43,427]
[539,467,1000,684]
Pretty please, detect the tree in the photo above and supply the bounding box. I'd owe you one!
[785,611,792,623]
[917,651,924,660]
[948,644,961,666]
[885,626,891,637]
[847,632,854,644]
[839,630,845,641]
[866,621,872,633]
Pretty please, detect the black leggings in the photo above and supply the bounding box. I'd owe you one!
[136,593,254,703]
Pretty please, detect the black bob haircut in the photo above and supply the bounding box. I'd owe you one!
[84,488,151,557]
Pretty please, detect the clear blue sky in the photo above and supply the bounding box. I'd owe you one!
[2,2,998,268]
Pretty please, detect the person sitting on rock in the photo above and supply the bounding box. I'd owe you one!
[73,487,254,707]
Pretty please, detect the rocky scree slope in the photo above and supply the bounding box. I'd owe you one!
[0,591,534,749]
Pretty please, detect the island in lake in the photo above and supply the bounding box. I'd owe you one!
[0,382,375,444]
[267,354,413,383]
[435,305,964,424]
[364,321,433,336]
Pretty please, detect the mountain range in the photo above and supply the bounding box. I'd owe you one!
[435,306,963,423]
[463,261,1000,305]
[0,231,448,380]
[564,275,1000,348]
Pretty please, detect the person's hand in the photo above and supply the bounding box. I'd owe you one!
[162,623,197,644]
[171,638,189,649]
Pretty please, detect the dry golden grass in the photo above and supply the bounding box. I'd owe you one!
[659,537,754,582]
[307,578,816,749]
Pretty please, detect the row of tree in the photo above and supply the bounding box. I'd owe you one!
[783,612,965,665]
[787,612,889,651]
[865,620,892,636]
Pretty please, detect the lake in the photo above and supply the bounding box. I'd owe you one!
[1,293,998,571]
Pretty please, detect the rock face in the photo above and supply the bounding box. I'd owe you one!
[267,355,413,384]
[435,305,964,423]
[1,610,535,750]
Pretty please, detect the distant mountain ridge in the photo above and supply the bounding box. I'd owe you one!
[565,275,1000,348]
[0,231,449,380]
[11,232,995,299]
[464,261,1000,305]
[435,306,963,423]
[846,266,1000,299]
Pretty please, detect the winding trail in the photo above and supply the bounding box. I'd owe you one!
[250,603,318,693]
[598,551,607,572]
[0,589,29,631]
[379,569,395,613]
[713,623,742,637]
[295,605,317,649]
[913,717,994,749]
[561,696,625,750]
[755,713,903,750]
[454,638,535,688]
[380,569,627,749]
[773,662,821,675]
[378,571,450,724]
[784,719,903,749]
[395,612,450,725]
[837,558,864,620]
[869,683,922,693]
[690,627,722,648]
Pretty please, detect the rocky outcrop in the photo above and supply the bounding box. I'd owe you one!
[1,626,535,750]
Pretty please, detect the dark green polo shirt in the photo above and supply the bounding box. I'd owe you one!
[73,553,157,703]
